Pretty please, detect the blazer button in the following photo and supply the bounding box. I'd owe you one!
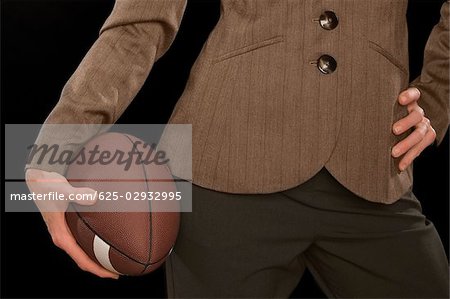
[319,11,339,30]
[317,55,337,74]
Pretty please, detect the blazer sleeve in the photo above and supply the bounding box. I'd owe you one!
[26,0,187,174]
[410,1,450,146]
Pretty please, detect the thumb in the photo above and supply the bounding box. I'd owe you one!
[68,187,97,206]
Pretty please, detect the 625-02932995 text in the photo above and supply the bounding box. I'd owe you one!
[9,191,182,201]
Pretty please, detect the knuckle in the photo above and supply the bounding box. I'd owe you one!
[51,235,63,248]
[420,124,428,135]
[430,128,437,138]
[416,123,427,135]
[414,109,424,120]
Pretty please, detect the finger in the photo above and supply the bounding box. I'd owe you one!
[392,120,429,158]
[40,178,97,206]
[392,108,424,135]
[51,220,119,279]
[406,102,424,115]
[41,212,65,235]
[60,237,120,279]
[43,213,119,278]
[398,87,421,106]
[68,187,98,206]
[43,176,98,206]
[398,128,437,171]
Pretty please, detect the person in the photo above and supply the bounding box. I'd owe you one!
[26,0,449,297]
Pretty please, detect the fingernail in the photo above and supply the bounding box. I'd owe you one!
[393,126,401,134]
[392,148,399,156]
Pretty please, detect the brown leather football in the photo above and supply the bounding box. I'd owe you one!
[65,132,180,276]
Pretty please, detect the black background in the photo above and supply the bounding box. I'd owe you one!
[1,0,448,298]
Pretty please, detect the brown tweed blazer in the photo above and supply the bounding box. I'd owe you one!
[31,0,449,204]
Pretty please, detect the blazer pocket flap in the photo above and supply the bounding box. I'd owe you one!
[368,40,408,75]
[213,35,284,64]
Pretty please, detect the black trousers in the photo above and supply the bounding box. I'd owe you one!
[166,168,449,298]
